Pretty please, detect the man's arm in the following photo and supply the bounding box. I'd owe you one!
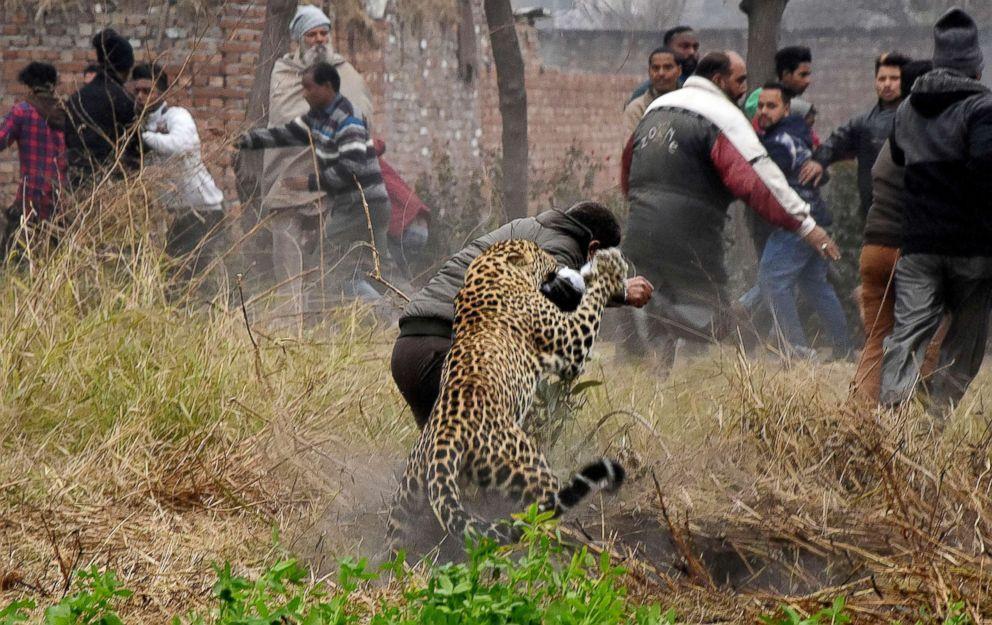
[967,100,992,197]
[799,114,863,185]
[236,116,314,151]
[0,107,20,150]
[620,133,635,198]
[711,133,814,235]
[814,114,862,165]
[141,109,199,156]
[710,132,840,259]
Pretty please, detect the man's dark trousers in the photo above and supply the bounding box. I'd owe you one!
[390,334,453,429]
[881,254,992,409]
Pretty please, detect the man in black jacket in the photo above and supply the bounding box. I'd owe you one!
[64,29,138,186]
[880,8,992,410]
[392,201,653,428]
[799,52,910,217]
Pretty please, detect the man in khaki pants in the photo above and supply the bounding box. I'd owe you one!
[260,5,377,322]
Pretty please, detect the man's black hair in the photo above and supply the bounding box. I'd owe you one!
[305,61,341,92]
[695,52,732,81]
[648,46,677,65]
[83,63,102,74]
[761,81,793,105]
[663,26,694,46]
[774,46,812,78]
[132,63,169,93]
[18,62,58,90]
[875,51,911,74]
[566,201,621,249]
[900,59,933,98]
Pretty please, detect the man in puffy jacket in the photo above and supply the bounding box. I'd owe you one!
[620,51,839,363]
[881,8,992,411]
[133,63,225,283]
[392,201,654,428]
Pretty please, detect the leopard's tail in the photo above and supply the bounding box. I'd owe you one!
[428,456,625,544]
[547,458,626,514]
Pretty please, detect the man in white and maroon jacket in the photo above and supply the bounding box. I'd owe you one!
[620,50,840,361]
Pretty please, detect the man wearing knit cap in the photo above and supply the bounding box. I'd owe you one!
[256,4,378,318]
[64,28,138,185]
[881,8,992,412]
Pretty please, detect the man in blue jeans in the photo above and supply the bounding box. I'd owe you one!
[755,83,852,360]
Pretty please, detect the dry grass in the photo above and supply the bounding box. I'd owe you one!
[2,176,992,623]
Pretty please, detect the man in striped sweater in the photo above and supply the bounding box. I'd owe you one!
[237,61,389,306]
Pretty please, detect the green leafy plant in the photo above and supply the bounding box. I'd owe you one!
[43,567,132,625]
[0,600,35,625]
[4,508,675,625]
[528,378,602,449]
[760,596,850,625]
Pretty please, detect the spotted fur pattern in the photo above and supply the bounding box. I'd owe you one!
[387,239,628,545]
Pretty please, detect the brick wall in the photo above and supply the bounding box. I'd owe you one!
[2,4,987,216]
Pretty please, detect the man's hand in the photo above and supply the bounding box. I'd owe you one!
[798,160,825,186]
[802,225,841,260]
[283,176,310,191]
[624,276,653,307]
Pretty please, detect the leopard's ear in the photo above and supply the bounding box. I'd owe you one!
[504,250,529,267]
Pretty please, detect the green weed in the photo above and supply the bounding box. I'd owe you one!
[42,567,132,625]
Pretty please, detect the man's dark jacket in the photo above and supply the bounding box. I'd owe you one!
[399,210,593,338]
[892,68,992,257]
[762,114,831,226]
[814,102,898,216]
[64,69,138,183]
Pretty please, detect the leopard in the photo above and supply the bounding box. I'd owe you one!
[387,238,629,546]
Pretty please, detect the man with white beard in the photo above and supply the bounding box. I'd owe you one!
[261,5,380,319]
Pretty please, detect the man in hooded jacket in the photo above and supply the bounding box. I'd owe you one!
[881,8,992,410]
[64,29,137,186]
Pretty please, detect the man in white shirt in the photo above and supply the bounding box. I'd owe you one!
[133,63,226,284]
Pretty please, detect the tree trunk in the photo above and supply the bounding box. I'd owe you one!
[234,0,296,217]
[739,0,789,88]
[483,0,528,219]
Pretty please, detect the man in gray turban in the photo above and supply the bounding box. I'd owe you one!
[880,8,992,413]
[260,4,378,322]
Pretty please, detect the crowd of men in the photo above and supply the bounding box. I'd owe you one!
[0,7,431,313]
[612,10,992,415]
[2,6,991,419]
